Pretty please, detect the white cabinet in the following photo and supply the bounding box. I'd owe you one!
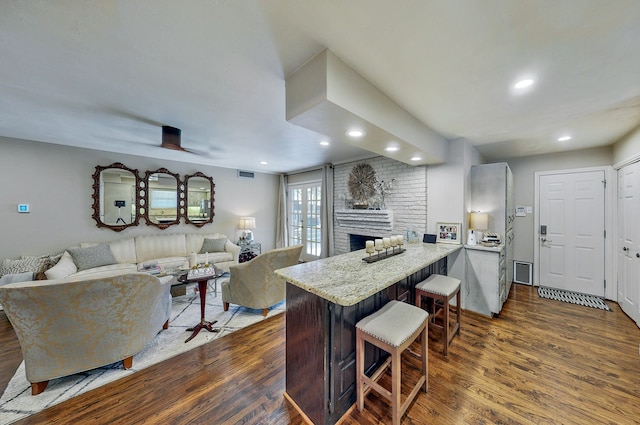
[465,244,506,317]
[470,162,514,309]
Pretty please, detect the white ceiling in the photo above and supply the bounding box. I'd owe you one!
[1,1,639,173]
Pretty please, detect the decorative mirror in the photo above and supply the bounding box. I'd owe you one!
[184,172,215,227]
[143,168,181,229]
[91,163,140,232]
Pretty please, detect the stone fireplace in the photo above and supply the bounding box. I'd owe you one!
[333,156,428,254]
[349,233,382,251]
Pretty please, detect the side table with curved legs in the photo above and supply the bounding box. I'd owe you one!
[178,267,225,343]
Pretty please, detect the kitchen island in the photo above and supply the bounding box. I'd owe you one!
[275,242,462,425]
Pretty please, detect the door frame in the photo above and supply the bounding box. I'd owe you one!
[533,166,616,300]
[287,179,323,262]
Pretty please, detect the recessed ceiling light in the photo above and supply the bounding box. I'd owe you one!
[260,161,268,165]
[320,141,330,146]
[385,146,399,152]
[411,156,422,161]
[557,135,572,142]
[514,78,535,89]
[346,129,365,138]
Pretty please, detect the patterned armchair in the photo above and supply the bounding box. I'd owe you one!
[0,273,172,395]
[221,245,303,316]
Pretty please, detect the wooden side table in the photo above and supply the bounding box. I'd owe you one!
[178,267,225,343]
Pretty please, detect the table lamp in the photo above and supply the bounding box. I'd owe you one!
[238,216,256,243]
[467,212,488,245]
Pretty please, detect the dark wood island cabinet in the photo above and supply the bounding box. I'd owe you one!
[275,243,462,425]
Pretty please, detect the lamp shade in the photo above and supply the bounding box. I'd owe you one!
[469,212,488,230]
[239,216,256,230]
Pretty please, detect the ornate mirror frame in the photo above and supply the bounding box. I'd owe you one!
[143,168,181,229]
[184,172,216,227]
[91,162,141,232]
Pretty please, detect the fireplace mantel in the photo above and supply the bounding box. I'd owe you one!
[335,209,393,231]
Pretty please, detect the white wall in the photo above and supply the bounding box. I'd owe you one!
[613,124,640,167]
[427,138,483,237]
[427,138,483,307]
[0,137,279,261]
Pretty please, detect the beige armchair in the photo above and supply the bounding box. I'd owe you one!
[0,273,171,395]
[222,245,303,316]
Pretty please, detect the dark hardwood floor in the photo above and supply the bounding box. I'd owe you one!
[2,284,640,424]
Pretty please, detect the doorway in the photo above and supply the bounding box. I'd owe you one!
[617,163,640,324]
[288,182,322,262]
[535,168,607,296]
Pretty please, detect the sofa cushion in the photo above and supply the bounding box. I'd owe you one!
[0,272,34,286]
[45,251,78,280]
[200,237,227,253]
[67,244,118,271]
[69,263,138,280]
[0,256,50,277]
[81,238,137,264]
[149,257,190,271]
[135,234,187,264]
[186,233,227,255]
[195,252,233,265]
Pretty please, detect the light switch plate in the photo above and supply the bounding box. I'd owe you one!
[17,204,30,213]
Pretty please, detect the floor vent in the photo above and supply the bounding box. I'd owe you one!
[513,261,532,285]
[237,170,255,179]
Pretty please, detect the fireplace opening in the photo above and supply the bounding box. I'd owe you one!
[349,234,381,252]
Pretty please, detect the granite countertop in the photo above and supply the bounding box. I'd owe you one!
[275,243,462,306]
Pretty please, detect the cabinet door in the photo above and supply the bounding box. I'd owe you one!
[466,249,501,316]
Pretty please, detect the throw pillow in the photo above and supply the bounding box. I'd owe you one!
[45,251,78,279]
[67,244,118,271]
[199,237,227,253]
[0,256,50,277]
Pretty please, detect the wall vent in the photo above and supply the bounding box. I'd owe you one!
[237,170,255,179]
[513,261,532,285]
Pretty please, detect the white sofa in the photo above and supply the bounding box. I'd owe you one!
[43,233,240,281]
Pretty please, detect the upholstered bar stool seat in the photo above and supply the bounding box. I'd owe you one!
[356,300,428,425]
[415,274,461,356]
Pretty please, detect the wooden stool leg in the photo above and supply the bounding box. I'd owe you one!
[456,290,462,336]
[443,297,450,357]
[356,330,365,412]
[422,324,428,392]
[391,350,401,425]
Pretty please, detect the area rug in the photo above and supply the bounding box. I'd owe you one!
[537,286,611,311]
[0,288,285,425]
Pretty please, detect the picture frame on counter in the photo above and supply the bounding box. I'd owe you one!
[436,222,462,244]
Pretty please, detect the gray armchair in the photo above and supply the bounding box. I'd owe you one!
[221,245,303,316]
[0,273,171,395]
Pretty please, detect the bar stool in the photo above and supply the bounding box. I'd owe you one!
[415,274,461,356]
[356,300,428,425]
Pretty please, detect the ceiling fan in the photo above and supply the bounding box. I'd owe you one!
[160,126,191,152]
[158,125,221,158]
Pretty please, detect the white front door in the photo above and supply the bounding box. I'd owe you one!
[618,164,640,323]
[538,170,605,296]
